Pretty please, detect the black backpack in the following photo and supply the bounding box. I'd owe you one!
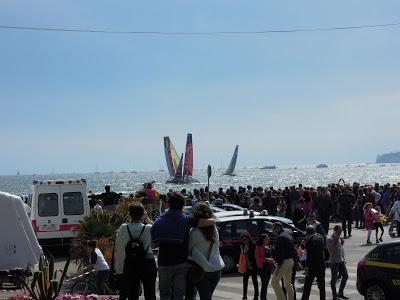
[125,225,149,273]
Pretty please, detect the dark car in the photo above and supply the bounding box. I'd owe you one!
[357,240,400,300]
[216,214,304,272]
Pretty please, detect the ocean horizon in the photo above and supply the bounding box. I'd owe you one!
[1,163,399,196]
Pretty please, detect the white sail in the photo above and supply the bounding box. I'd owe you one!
[224,145,239,175]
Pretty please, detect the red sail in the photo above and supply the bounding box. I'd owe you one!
[183,133,193,177]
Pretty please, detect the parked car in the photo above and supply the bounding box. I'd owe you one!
[30,179,90,246]
[220,204,245,211]
[357,240,400,300]
[183,205,226,215]
[216,214,303,272]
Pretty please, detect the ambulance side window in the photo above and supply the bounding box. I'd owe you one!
[63,192,84,215]
[38,193,59,217]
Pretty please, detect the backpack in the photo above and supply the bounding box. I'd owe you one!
[124,225,149,273]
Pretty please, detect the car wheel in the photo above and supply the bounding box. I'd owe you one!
[365,282,388,300]
[222,254,235,273]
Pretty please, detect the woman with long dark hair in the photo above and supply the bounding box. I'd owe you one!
[255,234,275,300]
[240,232,259,300]
[188,202,225,300]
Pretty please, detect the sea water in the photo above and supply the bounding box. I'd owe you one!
[1,164,399,196]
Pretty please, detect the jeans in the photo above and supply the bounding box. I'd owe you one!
[243,268,259,299]
[271,258,294,300]
[196,270,221,300]
[317,214,330,235]
[389,220,400,237]
[330,262,348,299]
[96,269,109,295]
[126,259,157,300]
[355,208,364,228]
[340,213,352,237]
[258,268,272,300]
[301,267,325,300]
[159,262,188,300]
[367,229,372,242]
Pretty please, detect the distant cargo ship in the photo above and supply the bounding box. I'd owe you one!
[376,151,400,163]
[316,164,328,169]
[260,165,276,170]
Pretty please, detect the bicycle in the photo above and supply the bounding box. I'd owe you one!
[70,270,97,295]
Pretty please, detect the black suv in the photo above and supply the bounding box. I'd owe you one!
[216,214,305,272]
[357,240,400,300]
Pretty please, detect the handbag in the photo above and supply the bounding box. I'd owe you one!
[189,242,214,284]
[237,252,247,274]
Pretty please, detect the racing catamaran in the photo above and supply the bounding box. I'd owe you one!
[165,133,198,184]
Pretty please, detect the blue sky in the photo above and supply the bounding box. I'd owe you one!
[1,0,400,174]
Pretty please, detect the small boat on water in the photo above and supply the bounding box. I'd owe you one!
[224,145,239,176]
[316,163,328,169]
[260,165,276,170]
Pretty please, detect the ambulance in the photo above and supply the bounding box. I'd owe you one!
[29,179,90,246]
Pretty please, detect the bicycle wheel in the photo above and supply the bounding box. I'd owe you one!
[71,280,96,295]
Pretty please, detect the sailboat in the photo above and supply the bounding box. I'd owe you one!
[165,133,198,184]
[164,136,181,177]
[224,145,239,176]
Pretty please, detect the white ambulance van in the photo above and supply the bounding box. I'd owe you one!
[30,179,90,246]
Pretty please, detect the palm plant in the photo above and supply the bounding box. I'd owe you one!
[71,211,125,266]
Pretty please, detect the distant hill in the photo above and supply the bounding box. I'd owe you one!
[376,151,400,163]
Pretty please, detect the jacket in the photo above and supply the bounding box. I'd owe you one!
[274,230,295,266]
[305,233,325,270]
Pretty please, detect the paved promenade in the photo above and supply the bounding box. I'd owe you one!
[54,223,399,299]
[210,223,394,300]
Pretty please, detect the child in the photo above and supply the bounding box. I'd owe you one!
[297,240,307,268]
[363,203,375,245]
[374,206,384,243]
[87,240,110,294]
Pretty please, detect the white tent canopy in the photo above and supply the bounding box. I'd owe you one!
[0,192,42,270]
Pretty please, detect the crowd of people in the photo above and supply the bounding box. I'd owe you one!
[85,181,400,299]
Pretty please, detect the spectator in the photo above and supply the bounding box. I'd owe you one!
[240,232,258,300]
[87,240,109,295]
[255,234,275,300]
[374,206,385,243]
[271,222,294,300]
[313,187,332,234]
[95,185,121,206]
[151,192,213,300]
[338,187,355,238]
[389,195,400,237]
[293,199,307,231]
[114,202,156,300]
[188,203,224,300]
[364,202,375,245]
[326,225,349,300]
[300,226,325,300]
